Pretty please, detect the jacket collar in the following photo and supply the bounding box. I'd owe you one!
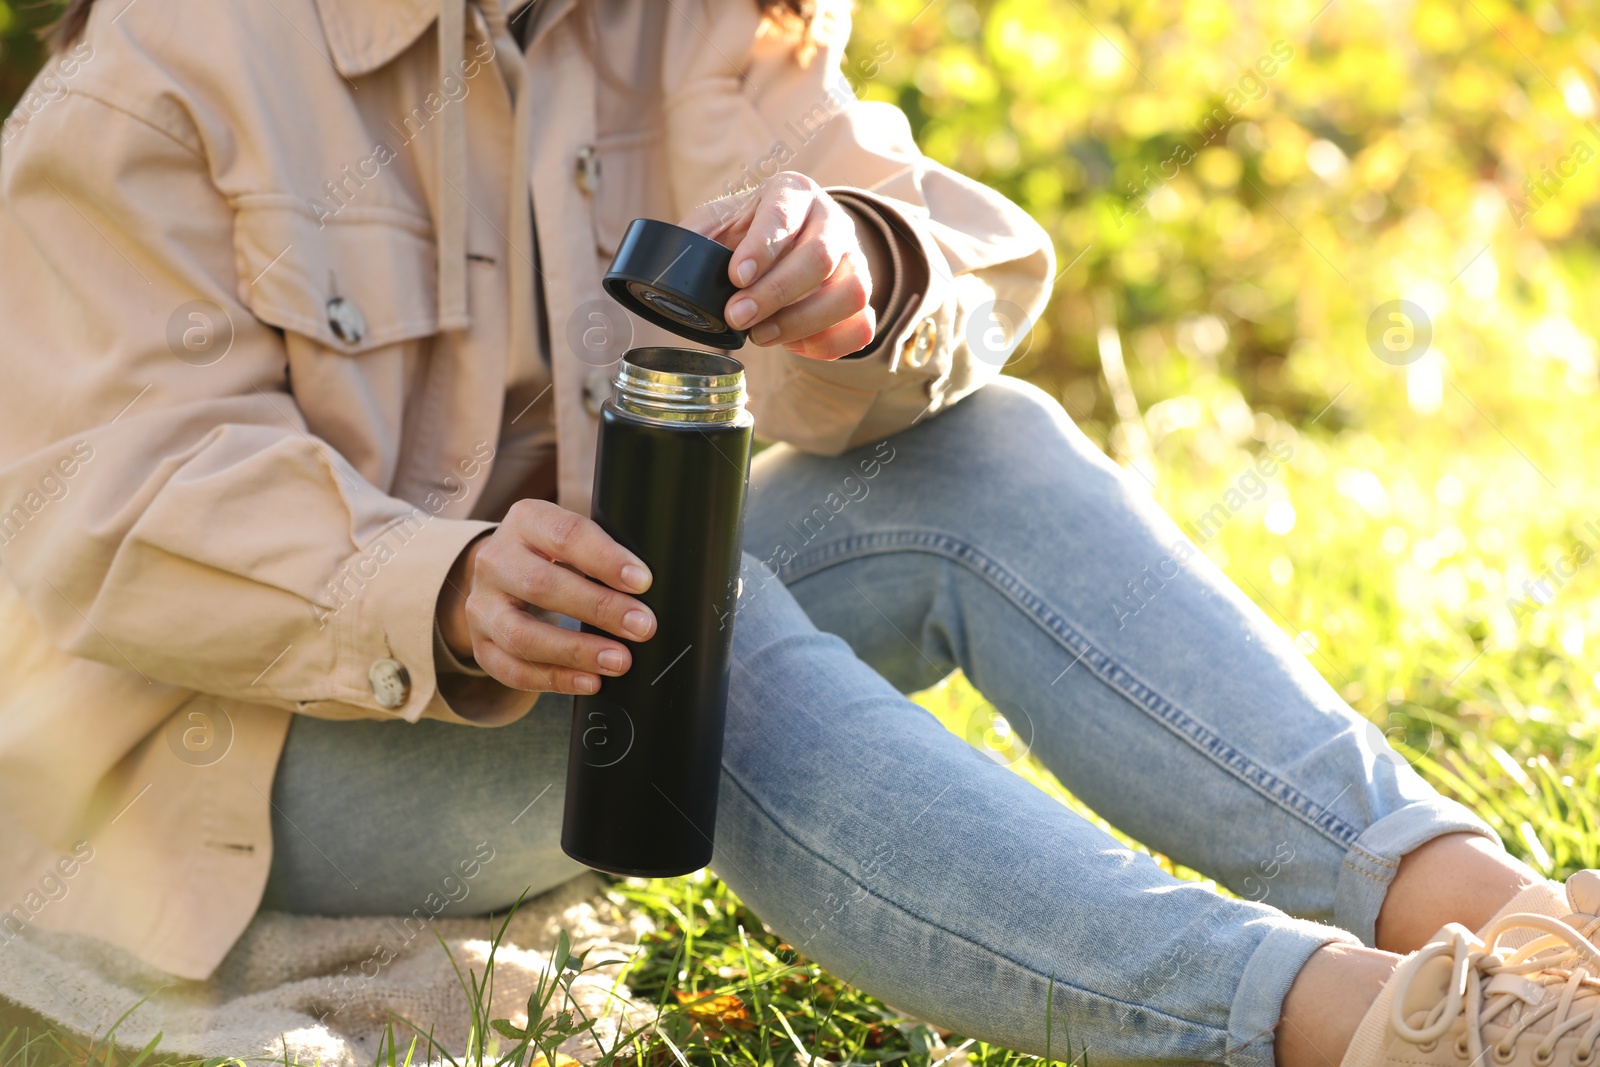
[311,0,437,78]
[310,0,568,77]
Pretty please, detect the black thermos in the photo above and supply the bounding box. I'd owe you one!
[560,346,753,876]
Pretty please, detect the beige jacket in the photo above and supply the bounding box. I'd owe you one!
[0,0,1053,978]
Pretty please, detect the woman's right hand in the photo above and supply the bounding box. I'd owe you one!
[436,499,657,694]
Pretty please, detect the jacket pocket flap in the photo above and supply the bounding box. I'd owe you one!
[232,196,439,354]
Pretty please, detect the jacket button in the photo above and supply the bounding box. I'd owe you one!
[368,658,410,709]
[327,297,366,345]
[582,367,613,416]
[904,317,937,369]
[574,144,600,195]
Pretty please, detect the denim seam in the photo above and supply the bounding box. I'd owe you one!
[1331,800,1501,943]
[1348,844,1398,869]
[778,527,1363,853]
[1225,923,1358,1067]
[716,764,1234,1040]
[1340,862,1390,885]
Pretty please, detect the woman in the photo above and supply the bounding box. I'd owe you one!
[1,1,1596,1065]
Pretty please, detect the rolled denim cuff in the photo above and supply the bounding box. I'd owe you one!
[1227,918,1361,1067]
[1333,797,1500,946]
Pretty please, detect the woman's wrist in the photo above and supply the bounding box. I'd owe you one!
[437,534,486,661]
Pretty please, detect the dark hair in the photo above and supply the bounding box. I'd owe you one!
[45,0,816,52]
[41,0,91,52]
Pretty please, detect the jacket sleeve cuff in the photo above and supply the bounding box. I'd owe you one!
[831,194,909,361]
[825,187,947,370]
[343,513,536,727]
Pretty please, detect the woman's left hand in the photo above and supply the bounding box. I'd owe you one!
[680,172,890,361]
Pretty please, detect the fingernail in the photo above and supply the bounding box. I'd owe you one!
[623,610,654,640]
[727,298,758,328]
[574,674,599,694]
[621,563,651,592]
[735,259,757,286]
[597,648,627,674]
[751,322,780,345]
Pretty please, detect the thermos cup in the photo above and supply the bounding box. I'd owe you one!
[560,346,754,876]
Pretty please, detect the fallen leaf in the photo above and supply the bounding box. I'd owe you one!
[672,989,755,1032]
[529,1053,580,1067]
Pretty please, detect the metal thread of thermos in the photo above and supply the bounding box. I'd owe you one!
[561,347,753,877]
[611,348,748,424]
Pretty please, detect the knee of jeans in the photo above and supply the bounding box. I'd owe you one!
[739,550,780,586]
[728,550,814,651]
[734,551,784,610]
[944,377,1117,474]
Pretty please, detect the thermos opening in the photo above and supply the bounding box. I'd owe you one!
[612,346,750,425]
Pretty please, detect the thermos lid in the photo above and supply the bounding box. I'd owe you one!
[603,219,748,350]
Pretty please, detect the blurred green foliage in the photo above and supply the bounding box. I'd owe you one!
[851,0,1600,437]
[0,1,51,119]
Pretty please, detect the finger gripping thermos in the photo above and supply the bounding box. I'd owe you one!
[560,346,753,876]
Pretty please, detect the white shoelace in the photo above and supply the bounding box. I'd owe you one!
[1391,914,1600,1064]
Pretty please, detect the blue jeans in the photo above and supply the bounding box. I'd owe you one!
[263,377,1495,1066]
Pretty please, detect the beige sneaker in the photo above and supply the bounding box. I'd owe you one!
[1480,871,1600,949]
[1343,908,1600,1067]
[1566,872,1600,945]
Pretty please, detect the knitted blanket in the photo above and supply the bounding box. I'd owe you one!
[0,873,653,1065]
